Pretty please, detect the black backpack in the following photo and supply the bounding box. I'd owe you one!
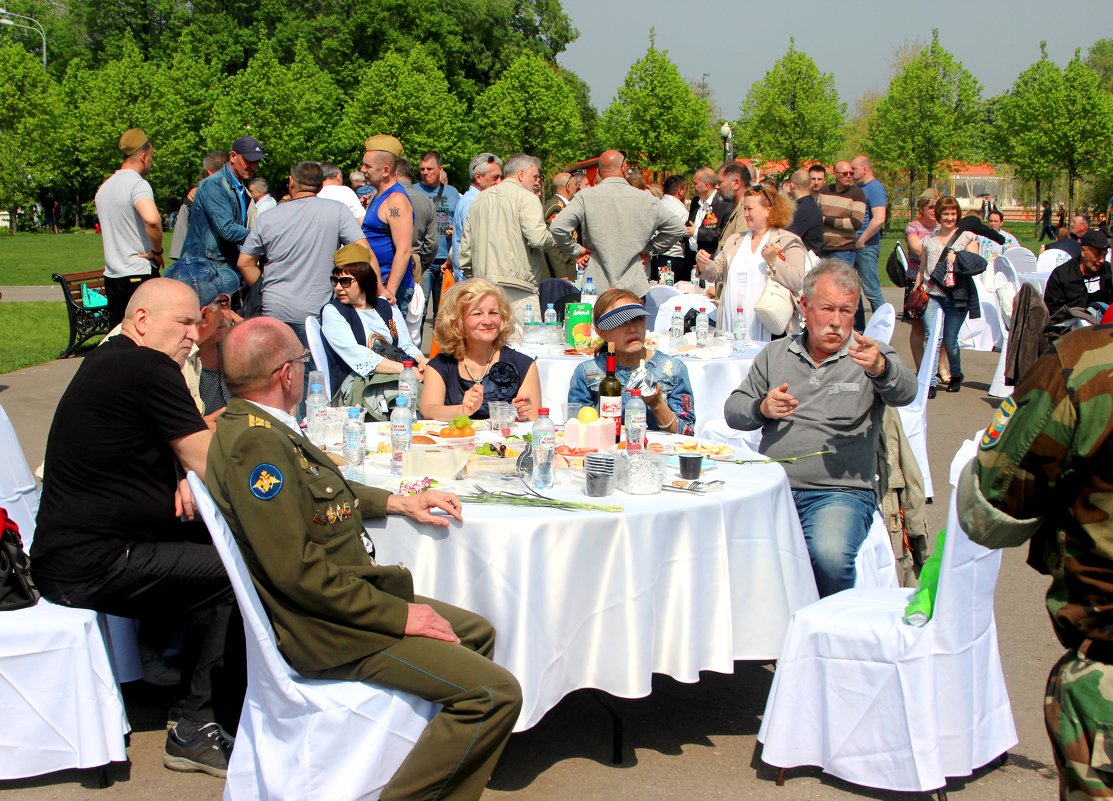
[885,243,908,288]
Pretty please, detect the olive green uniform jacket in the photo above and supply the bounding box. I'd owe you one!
[205,397,414,674]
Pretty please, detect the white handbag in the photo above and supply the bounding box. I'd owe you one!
[754,268,795,335]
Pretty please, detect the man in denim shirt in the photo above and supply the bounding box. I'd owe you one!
[726,261,916,596]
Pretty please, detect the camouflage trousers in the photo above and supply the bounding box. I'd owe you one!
[1046,652,1113,799]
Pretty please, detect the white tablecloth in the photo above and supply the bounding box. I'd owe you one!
[366,461,819,731]
[525,346,761,426]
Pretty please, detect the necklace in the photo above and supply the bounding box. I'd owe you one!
[462,347,496,383]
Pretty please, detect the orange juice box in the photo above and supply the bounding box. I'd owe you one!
[564,303,593,348]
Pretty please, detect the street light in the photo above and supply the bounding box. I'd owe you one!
[0,8,46,67]
[719,122,734,165]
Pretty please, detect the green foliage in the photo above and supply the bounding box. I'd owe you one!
[866,30,982,184]
[1056,52,1113,213]
[0,41,61,229]
[336,47,471,175]
[1086,38,1113,94]
[473,51,585,171]
[203,41,344,183]
[992,43,1064,193]
[599,39,714,174]
[736,39,845,172]
[559,67,601,155]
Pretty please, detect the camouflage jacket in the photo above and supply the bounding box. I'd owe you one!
[958,325,1113,649]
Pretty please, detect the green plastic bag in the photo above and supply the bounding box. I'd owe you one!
[903,528,946,627]
[81,283,108,308]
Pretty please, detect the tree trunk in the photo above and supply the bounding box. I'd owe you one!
[1034,177,1041,238]
[73,187,81,228]
[1068,167,1076,221]
[6,207,16,235]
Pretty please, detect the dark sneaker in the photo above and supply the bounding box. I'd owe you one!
[163,722,233,778]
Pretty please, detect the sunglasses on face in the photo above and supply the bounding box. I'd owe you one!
[329,275,355,288]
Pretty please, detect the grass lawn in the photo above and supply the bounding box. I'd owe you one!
[0,301,100,373]
[0,231,176,286]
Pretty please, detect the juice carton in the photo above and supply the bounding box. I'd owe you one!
[564,302,593,348]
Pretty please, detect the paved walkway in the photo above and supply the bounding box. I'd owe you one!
[0,286,58,302]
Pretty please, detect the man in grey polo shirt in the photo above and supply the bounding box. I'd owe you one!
[725,260,916,597]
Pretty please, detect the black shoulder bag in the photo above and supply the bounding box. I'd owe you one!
[0,509,39,611]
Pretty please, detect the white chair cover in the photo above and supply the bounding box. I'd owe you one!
[0,403,129,779]
[305,315,332,398]
[958,279,1000,352]
[1001,246,1036,274]
[862,303,895,345]
[757,437,1017,793]
[405,284,425,344]
[187,474,437,801]
[898,307,943,499]
[644,285,681,326]
[652,293,714,333]
[853,511,899,589]
[1036,248,1072,272]
[698,415,761,452]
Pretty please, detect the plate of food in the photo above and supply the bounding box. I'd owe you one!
[670,437,733,459]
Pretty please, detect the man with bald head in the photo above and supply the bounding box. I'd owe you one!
[850,155,888,329]
[551,150,685,296]
[32,277,241,778]
[682,167,732,282]
[786,169,823,255]
[819,160,866,268]
[360,136,415,309]
[206,317,522,801]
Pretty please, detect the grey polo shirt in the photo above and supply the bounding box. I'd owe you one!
[725,333,916,491]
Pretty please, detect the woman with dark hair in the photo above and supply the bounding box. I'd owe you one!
[567,288,695,434]
[697,184,807,341]
[914,196,981,396]
[420,278,541,421]
[320,245,426,414]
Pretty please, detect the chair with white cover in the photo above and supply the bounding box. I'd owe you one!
[1036,247,1072,273]
[0,403,129,782]
[652,293,714,333]
[862,303,895,345]
[644,284,681,325]
[958,278,1000,352]
[1001,246,1036,274]
[698,415,762,452]
[304,315,332,397]
[988,257,1021,399]
[757,436,1017,798]
[898,307,943,500]
[186,473,438,801]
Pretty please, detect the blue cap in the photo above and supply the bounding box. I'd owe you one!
[594,303,649,332]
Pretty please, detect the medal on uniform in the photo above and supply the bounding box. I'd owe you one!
[326,505,337,524]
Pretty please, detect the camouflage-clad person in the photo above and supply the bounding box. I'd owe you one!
[957,325,1113,800]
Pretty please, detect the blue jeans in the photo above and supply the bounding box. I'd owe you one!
[854,242,885,330]
[924,296,967,387]
[824,250,856,266]
[792,488,876,597]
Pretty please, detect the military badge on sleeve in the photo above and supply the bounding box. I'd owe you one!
[980,397,1017,451]
[249,464,284,499]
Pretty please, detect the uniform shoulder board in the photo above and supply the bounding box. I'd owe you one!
[248,414,272,429]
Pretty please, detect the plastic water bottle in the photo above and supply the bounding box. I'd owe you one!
[670,305,684,351]
[531,408,556,489]
[624,389,647,451]
[543,303,559,344]
[522,302,541,344]
[663,264,674,286]
[695,307,710,347]
[389,396,413,476]
[306,382,328,446]
[575,263,585,290]
[398,360,419,405]
[582,277,597,309]
[342,407,365,479]
[733,307,748,352]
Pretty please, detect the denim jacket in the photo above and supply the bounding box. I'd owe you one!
[567,350,696,435]
[180,165,250,270]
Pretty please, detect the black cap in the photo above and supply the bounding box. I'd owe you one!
[1080,229,1109,251]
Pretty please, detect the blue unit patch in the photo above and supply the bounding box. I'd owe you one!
[980,397,1017,451]
[249,463,284,500]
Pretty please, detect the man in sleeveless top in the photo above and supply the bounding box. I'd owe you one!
[360,135,416,311]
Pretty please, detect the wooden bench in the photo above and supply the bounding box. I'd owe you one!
[51,270,110,357]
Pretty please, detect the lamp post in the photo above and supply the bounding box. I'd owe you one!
[0,8,46,67]
[719,122,734,165]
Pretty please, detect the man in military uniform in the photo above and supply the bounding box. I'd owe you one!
[958,324,1113,800]
[206,317,521,801]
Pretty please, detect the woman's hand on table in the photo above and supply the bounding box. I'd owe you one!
[385,489,463,528]
[405,602,460,643]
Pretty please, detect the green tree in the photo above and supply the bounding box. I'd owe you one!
[335,47,470,177]
[1055,51,1113,215]
[992,42,1065,220]
[1086,38,1113,94]
[473,51,585,171]
[0,41,62,232]
[202,40,344,186]
[865,30,982,194]
[599,35,714,174]
[736,39,845,172]
[559,67,601,156]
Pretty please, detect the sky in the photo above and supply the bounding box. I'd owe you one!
[556,0,1109,121]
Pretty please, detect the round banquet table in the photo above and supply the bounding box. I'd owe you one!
[363,459,820,732]
[520,343,764,426]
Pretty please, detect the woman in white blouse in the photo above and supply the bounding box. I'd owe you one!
[320,255,427,405]
[696,184,807,341]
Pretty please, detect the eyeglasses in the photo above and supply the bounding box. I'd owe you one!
[272,348,311,374]
[329,275,355,287]
[837,170,853,176]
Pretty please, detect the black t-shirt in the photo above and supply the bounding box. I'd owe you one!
[787,195,824,255]
[31,336,207,583]
[428,347,534,419]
